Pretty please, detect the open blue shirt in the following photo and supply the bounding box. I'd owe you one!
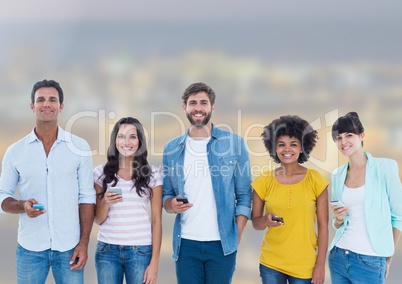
[162,124,252,260]
[0,127,95,252]
[329,152,402,256]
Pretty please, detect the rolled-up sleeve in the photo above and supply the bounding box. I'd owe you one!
[77,142,95,204]
[0,147,19,213]
[234,139,252,219]
[162,145,176,209]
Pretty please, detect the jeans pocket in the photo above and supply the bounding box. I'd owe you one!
[357,255,385,271]
[96,242,108,254]
[133,245,152,256]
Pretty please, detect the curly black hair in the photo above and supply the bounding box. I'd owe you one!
[261,115,318,164]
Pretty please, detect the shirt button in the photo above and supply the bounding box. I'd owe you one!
[345,250,349,254]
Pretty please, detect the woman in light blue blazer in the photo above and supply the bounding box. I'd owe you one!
[328,112,402,284]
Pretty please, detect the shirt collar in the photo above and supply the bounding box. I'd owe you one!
[365,152,374,168]
[27,126,67,144]
[178,123,218,146]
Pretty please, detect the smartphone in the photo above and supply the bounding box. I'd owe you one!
[33,204,44,210]
[108,187,122,195]
[272,216,284,223]
[71,257,79,266]
[176,197,189,204]
[330,200,345,208]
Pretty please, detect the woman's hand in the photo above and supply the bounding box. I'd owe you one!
[332,205,348,222]
[265,213,284,227]
[143,263,158,284]
[104,191,123,205]
[311,262,325,284]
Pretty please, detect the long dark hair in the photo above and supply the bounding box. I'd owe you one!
[97,117,152,199]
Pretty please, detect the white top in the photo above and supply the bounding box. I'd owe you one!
[181,137,220,241]
[94,164,162,246]
[337,184,380,256]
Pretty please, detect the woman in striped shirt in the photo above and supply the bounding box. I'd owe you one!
[93,117,162,284]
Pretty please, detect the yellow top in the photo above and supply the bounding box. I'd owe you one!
[252,169,328,279]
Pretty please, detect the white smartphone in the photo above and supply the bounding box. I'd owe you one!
[330,200,345,208]
[108,187,122,195]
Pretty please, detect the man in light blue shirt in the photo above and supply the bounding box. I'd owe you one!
[0,79,95,284]
[163,82,252,284]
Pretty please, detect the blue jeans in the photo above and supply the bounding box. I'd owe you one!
[259,264,312,284]
[16,244,83,284]
[329,246,386,284]
[95,241,152,284]
[176,239,236,284]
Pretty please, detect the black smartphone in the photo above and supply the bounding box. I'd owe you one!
[176,197,189,204]
[272,216,284,224]
[71,257,79,266]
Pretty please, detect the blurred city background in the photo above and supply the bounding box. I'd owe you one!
[1,1,402,283]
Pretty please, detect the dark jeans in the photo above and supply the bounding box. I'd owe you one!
[176,238,236,284]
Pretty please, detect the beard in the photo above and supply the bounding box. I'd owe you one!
[186,111,212,128]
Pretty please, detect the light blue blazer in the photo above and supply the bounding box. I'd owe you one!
[329,152,402,256]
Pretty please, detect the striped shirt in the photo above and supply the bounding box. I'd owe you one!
[93,164,162,246]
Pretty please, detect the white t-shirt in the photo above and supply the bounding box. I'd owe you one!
[93,164,162,246]
[337,184,380,256]
[181,136,220,241]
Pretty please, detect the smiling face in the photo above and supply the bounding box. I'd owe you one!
[30,87,63,123]
[334,132,365,157]
[183,91,215,128]
[115,124,139,157]
[275,135,302,165]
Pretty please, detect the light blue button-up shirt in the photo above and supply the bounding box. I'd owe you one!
[162,124,252,260]
[329,152,402,256]
[0,127,95,252]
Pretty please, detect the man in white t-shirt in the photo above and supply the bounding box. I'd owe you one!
[163,82,252,284]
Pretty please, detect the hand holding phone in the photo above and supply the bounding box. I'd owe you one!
[108,187,122,195]
[70,257,79,266]
[272,216,284,224]
[176,197,189,204]
[330,200,345,208]
[106,187,123,204]
[33,204,45,210]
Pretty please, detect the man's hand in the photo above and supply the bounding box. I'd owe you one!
[69,242,88,270]
[24,198,46,218]
[171,196,193,213]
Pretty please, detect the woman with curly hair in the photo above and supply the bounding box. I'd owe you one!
[328,112,402,284]
[252,115,329,284]
[93,117,162,284]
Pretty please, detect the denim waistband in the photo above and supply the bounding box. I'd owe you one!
[98,240,151,249]
[332,246,386,260]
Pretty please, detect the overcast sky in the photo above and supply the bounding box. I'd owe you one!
[1,0,402,23]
